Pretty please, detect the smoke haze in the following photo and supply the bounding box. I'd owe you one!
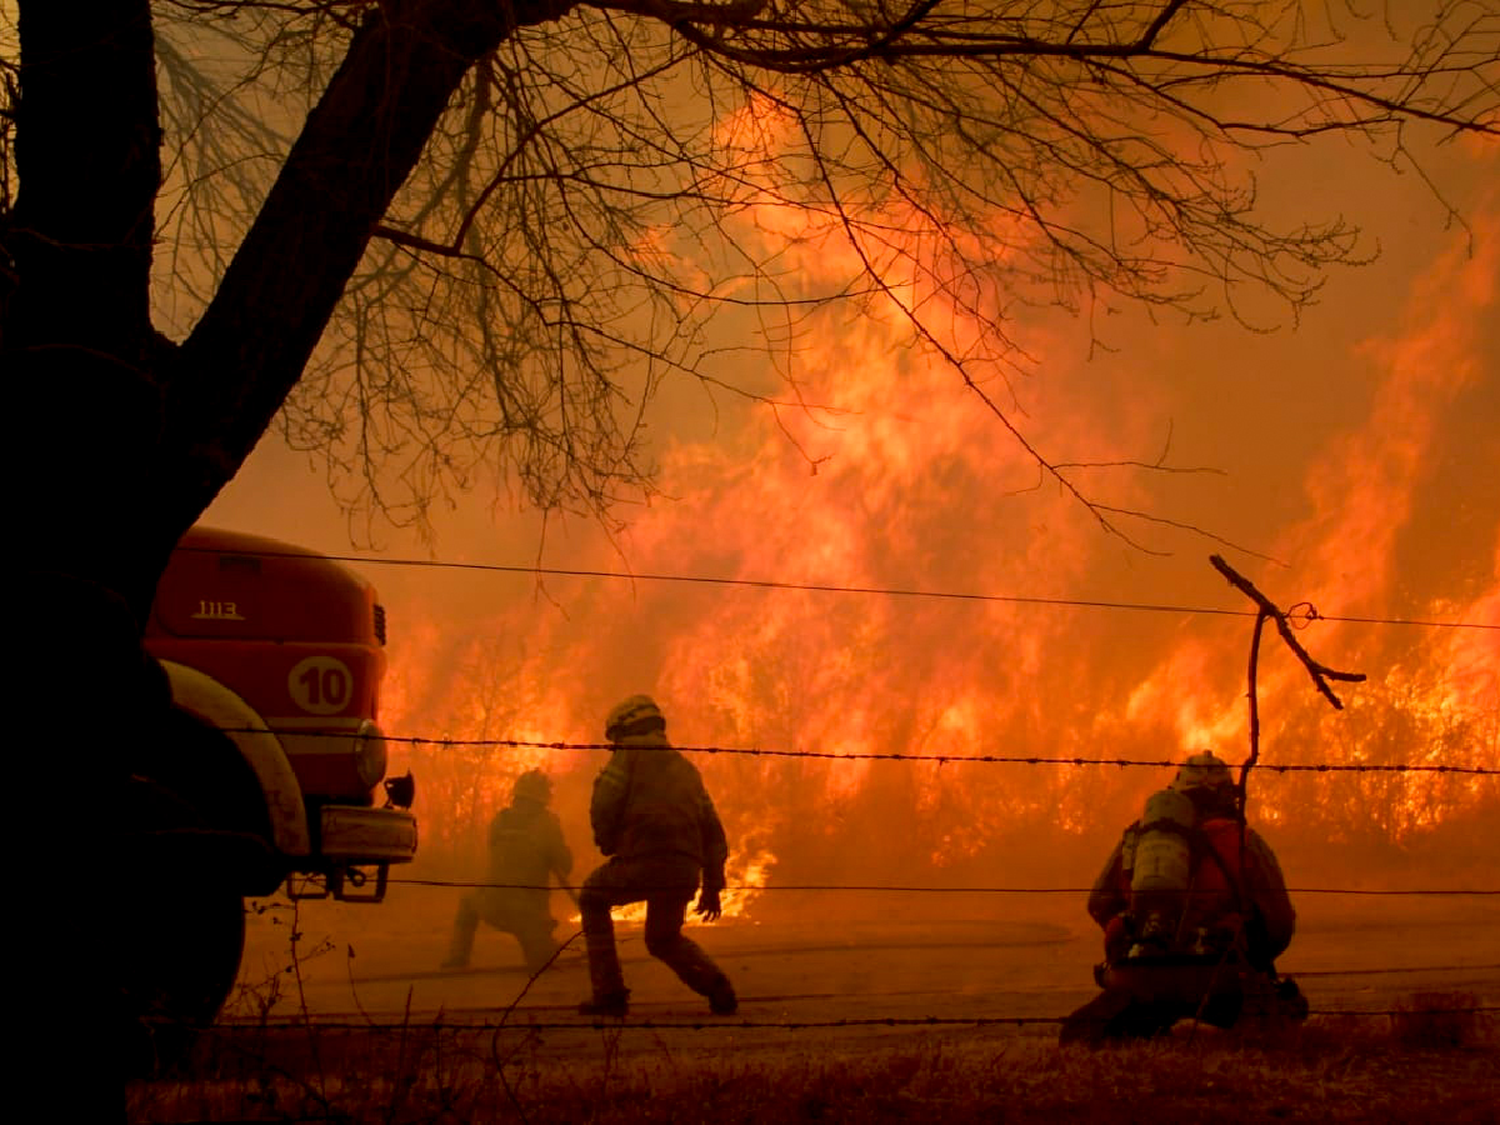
[204,130,1498,927]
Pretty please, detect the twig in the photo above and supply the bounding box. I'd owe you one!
[489,929,586,1125]
[1209,555,1366,711]
[284,897,335,1118]
[1241,608,1269,805]
[1208,553,1367,990]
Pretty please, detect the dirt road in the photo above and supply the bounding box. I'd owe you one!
[225,889,1499,1047]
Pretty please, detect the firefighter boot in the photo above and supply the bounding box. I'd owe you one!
[709,979,738,1016]
[441,897,480,969]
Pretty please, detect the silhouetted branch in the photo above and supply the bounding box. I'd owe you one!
[17,0,1497,541]
[1211,553,1365,878]
[1210,554,1367,711]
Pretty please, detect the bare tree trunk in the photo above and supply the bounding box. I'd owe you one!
[5,6,163,1106]
[165,0,574,595]
[7,0,164,612]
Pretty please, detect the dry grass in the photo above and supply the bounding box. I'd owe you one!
[127,1007,1497,1124]
[1390,991,1486,1050]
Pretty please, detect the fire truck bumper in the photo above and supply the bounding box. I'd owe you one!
[319,805,419,864]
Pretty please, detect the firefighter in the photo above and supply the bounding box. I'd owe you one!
[442,768,572,975]
[1060,751,1305,1044]
[576,695,738,1017]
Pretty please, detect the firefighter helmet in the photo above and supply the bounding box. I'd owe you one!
[1171,751,1234,793]
[605,694,666,742]
[513,768,551,803]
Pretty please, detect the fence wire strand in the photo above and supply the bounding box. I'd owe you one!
[383,877,1500,896]
[177,545,1498,632]
[227,729,1500,774]
[214,1006,1500,1034]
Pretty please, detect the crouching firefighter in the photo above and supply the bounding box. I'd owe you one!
[442,769,573,975]
[1059,751,1307,1045]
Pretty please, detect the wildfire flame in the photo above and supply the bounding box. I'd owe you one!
[218,128,1499,920]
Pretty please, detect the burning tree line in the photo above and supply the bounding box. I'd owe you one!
[390,558,1496,897]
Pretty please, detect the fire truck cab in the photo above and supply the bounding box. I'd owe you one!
[130,526,416,1037]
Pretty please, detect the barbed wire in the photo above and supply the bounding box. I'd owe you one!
[177,545,1498,632]
[211,1006,1500,1033]
[386,877,1500,896]
[1293,963,1500,978]
[230,729,1500,774]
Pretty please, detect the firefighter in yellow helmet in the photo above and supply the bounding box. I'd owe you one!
[576,695,737,1017]
[1060,751,1303,1044]
[442,768,572,975]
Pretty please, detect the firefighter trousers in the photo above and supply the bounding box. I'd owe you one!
[445,893,560,975]
[1059,967,1307,1045]
[579,858,731,1002]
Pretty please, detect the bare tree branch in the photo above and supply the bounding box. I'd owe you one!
[9,0,1495,562]
[1210,553,1368,711]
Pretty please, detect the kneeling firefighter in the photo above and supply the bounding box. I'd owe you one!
[1059,751,1306,1045]
[442,769,572,975]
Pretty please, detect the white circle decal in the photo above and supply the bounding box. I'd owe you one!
[287,656,354,715]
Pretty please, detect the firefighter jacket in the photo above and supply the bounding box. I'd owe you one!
[589,731,729,894]
[481,796,572,920]
[1088,816,1295,967]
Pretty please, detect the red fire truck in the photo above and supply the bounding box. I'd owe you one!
[129,526,417,1037]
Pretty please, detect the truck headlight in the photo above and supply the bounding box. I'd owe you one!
[353,719,388,789]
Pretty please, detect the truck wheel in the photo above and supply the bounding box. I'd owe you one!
[122,777,248,1073]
